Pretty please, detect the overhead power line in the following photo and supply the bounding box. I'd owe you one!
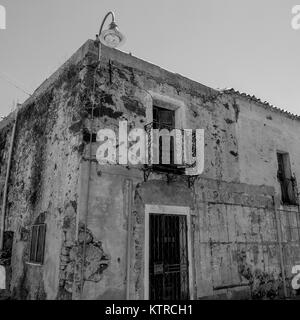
[0,72,32,97]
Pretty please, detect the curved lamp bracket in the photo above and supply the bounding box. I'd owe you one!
[97,11,125,49]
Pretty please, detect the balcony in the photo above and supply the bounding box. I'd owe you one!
[144,122,197,175]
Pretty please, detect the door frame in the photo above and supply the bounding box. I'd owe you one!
[144,204,194,300]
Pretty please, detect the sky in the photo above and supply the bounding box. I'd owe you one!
[0,0,299,117]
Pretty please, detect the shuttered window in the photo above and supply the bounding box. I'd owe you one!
[29,224,46,264]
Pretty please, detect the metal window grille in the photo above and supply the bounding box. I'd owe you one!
[29,224,46,264]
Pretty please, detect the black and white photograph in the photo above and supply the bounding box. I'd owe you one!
[0,0,300,307]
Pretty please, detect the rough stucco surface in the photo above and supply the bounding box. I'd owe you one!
[0,40,299,299]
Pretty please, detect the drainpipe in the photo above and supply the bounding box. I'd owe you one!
[0,106,19,251]
[78,38,101,299]
[125,179,133,300]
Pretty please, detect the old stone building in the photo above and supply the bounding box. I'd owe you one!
[0,39,300,300]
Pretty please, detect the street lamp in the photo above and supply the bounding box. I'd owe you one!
[96,11,125,49]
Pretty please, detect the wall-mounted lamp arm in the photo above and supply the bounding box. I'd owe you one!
[98,11,115,36]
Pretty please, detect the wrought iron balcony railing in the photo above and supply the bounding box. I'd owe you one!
[144,122,197,174]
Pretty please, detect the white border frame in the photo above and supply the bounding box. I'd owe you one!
[144,204,194,300]
[145,91,187,129]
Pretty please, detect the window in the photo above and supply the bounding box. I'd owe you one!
[29,223,46,264]
[277,152,298,205]
[153,106,175,129]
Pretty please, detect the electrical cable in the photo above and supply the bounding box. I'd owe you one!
[0,72,32,97]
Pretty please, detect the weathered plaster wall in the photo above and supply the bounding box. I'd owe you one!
[96,47,240,183]
[76,165,142,300]
[6,85,81,299]
[193,179,286,299]
[226,92,300,294]
[230,93,300,194]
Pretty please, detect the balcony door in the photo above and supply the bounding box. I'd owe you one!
[153,106,175,165]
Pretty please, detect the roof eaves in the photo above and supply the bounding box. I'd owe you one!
[220,88,300,121]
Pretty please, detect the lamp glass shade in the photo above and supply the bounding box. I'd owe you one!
[99,22,125,48]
